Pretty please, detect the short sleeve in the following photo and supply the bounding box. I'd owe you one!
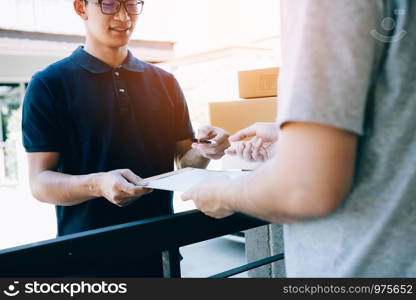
[22,75,63,152]
[278,0,385,135]
[171,76,194,141]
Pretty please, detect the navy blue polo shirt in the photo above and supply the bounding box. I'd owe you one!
[22,46,194,236]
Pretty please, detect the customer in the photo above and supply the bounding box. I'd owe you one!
[182,0,416,277]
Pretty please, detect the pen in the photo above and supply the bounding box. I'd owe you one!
[191,138,215,144]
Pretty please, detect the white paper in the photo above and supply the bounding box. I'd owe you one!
[144,168,247,192]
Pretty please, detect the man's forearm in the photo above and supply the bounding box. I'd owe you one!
[31,170,102,206]
[185,123,355,223]
[221,157,326,224]
[177,148,210,169]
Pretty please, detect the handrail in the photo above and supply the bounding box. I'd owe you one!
[0,209,269,277]
[209,253,284,278]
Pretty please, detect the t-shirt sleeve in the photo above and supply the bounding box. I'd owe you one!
[171,76,195,141]
[22,75,63,152]
[278,0,384,135]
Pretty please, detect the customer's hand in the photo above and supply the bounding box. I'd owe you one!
[225,122,279,162]
[193,125,230,160]
[226,137,275,162]
[97,169,152,207]
[181,175,234,219]
[229,122,279,143]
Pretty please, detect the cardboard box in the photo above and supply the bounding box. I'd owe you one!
[208,97,277,135]
[238,67,279,99]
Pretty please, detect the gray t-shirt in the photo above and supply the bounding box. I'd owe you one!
[278,0,416,277]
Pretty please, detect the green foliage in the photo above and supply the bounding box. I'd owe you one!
[0,85,22,180]
[3,107,21,180]
[0,86,20,141]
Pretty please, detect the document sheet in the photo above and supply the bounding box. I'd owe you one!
[143,168,247,192]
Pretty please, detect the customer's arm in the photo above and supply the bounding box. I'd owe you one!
[182,122,357,223]
[28,152,151,207]
[182,0,381,222]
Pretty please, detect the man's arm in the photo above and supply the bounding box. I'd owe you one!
[175,125,230,169]
[182,122,357,223]
[28,152,152,207]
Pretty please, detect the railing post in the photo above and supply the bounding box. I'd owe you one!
[162,248,181,278]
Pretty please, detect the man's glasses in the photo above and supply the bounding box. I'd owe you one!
[86,0,144,16]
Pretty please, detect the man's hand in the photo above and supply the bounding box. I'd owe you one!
[225,122,279,162]
[97,169,152,207]
[192,125,230,160]
[181,175,235,219]
[227,137,275,162]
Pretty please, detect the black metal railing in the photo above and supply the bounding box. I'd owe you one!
[0,210,284,277]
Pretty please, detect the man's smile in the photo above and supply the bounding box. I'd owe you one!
[109,26,131,32]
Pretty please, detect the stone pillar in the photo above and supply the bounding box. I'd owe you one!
[245,224,285,277]
[269,224,285,277]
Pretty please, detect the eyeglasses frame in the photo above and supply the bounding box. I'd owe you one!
[84,0,144,16]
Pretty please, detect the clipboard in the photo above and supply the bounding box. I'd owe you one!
[143,168,246,192]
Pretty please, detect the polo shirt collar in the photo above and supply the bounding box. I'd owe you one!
[71,46,145,73]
